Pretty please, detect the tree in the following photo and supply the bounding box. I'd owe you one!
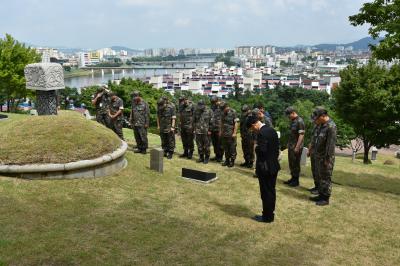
[349,0,400,60]
[0,34,41,112]
[333,61,400,163]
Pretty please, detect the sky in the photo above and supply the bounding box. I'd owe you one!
[0,0,370,49]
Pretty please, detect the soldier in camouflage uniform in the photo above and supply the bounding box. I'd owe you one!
[130,91,150,154]
[309,107,337,206]
[108,92,125,140]
[307,119,320,195]
[240,105,254,168]
[157,97,176,159]
[284,107,305,187]
[178,96,195,159]
[91,85,110,128]
[210,96,224,162]
[194,100,214,164]
[220,102,240,167]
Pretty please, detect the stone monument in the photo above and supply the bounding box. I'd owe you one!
[24,63,65,115]
[150,148,164,173]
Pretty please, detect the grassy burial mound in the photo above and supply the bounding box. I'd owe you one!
[0,112,121,165]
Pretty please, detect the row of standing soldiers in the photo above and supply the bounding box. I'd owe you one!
[93,88,336,205]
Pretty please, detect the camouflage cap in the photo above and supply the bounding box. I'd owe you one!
[252,108,260,116]
[157,98,165,106]
[241,104,250,112]
[197,99,205,106]
[179,95,187,101]
[210,95,218,102]
[285,106,296,115]
[312,106,328,119]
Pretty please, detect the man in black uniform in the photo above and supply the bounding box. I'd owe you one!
[108,92,125,140]
[247,115,280,223]
[210,96,224,162]
[284,107,305,187]
[178,96,195,159]
[130,91,150,154]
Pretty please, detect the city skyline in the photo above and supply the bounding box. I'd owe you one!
[1,0,370,49]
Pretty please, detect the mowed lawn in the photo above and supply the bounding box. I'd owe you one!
[0,119,399,265]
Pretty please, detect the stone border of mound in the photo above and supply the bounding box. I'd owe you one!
[0,141,128,179]
[0,114,8,120]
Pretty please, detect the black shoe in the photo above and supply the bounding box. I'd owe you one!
[309,195,321,202]
[283,178,293,185]
[187,152,193,159]
[288,180,299,187]
[252,215,274,223]
[133,149,142,153]
[216,157,223,163]
[228,160,234,168]
[197,155,204,163]
[167,152,173,159]
[222,160,229,166]
[203,156,209,164]
[253,173,258,178]
[164,152,168,157]
[246,162,253,168]
[140,150,147,154]
[210,157,217,161]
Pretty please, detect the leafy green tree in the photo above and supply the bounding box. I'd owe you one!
[333,61,400,163]
[0,34,41,112]
[349,0,400,60]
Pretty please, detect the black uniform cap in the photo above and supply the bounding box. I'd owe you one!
[246,115,259,128]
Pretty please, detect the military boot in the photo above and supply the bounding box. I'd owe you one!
[187,150,193,159]
[284,177,294,184]
[246,161,254,168]
[222,160,229,166]
[288,179,299,187]
[197,154,204,163]
[316,195,329,206]
[134,149,142,153]
[179,149,188,158]
[167,152,173,159]
[240,161,249,167]
[203,155,209,164]
[216,157,223,163]
[309,195,321,202]
[228,159,235,168]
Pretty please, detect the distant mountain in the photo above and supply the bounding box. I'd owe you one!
[313,37,383,51]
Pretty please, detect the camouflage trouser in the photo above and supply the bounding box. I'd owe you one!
[316,156,335,198]
[211,131,224,159]
[288,146,302,179]
[133,126,148,151]
[160,131,175,153]
[96,113,110,128]
[111,118,124,140]
[196,134,211,157]
[241,135,255,163]
[180,128,194,153]
[310,154,319,188]
[222,136,237,161]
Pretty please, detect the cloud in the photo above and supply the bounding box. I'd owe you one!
[117,0,174,7]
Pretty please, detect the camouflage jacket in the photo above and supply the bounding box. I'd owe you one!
[109,97,124,120]
[194,107,214,134]
[240,112,252,139]
[314,119,337,162]
[288,116,305,148]
[94,93,110,115]
[179,102,195,131]
[211,104,223,132]
[221,108,239,137]
[131,100,150,127]
[158,103,176,133]
[309,124,320,155]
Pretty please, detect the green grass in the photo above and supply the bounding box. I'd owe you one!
[0,127,399,265]
[0,112,121,165]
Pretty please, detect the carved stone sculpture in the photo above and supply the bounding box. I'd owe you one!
[24,63,65,115]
